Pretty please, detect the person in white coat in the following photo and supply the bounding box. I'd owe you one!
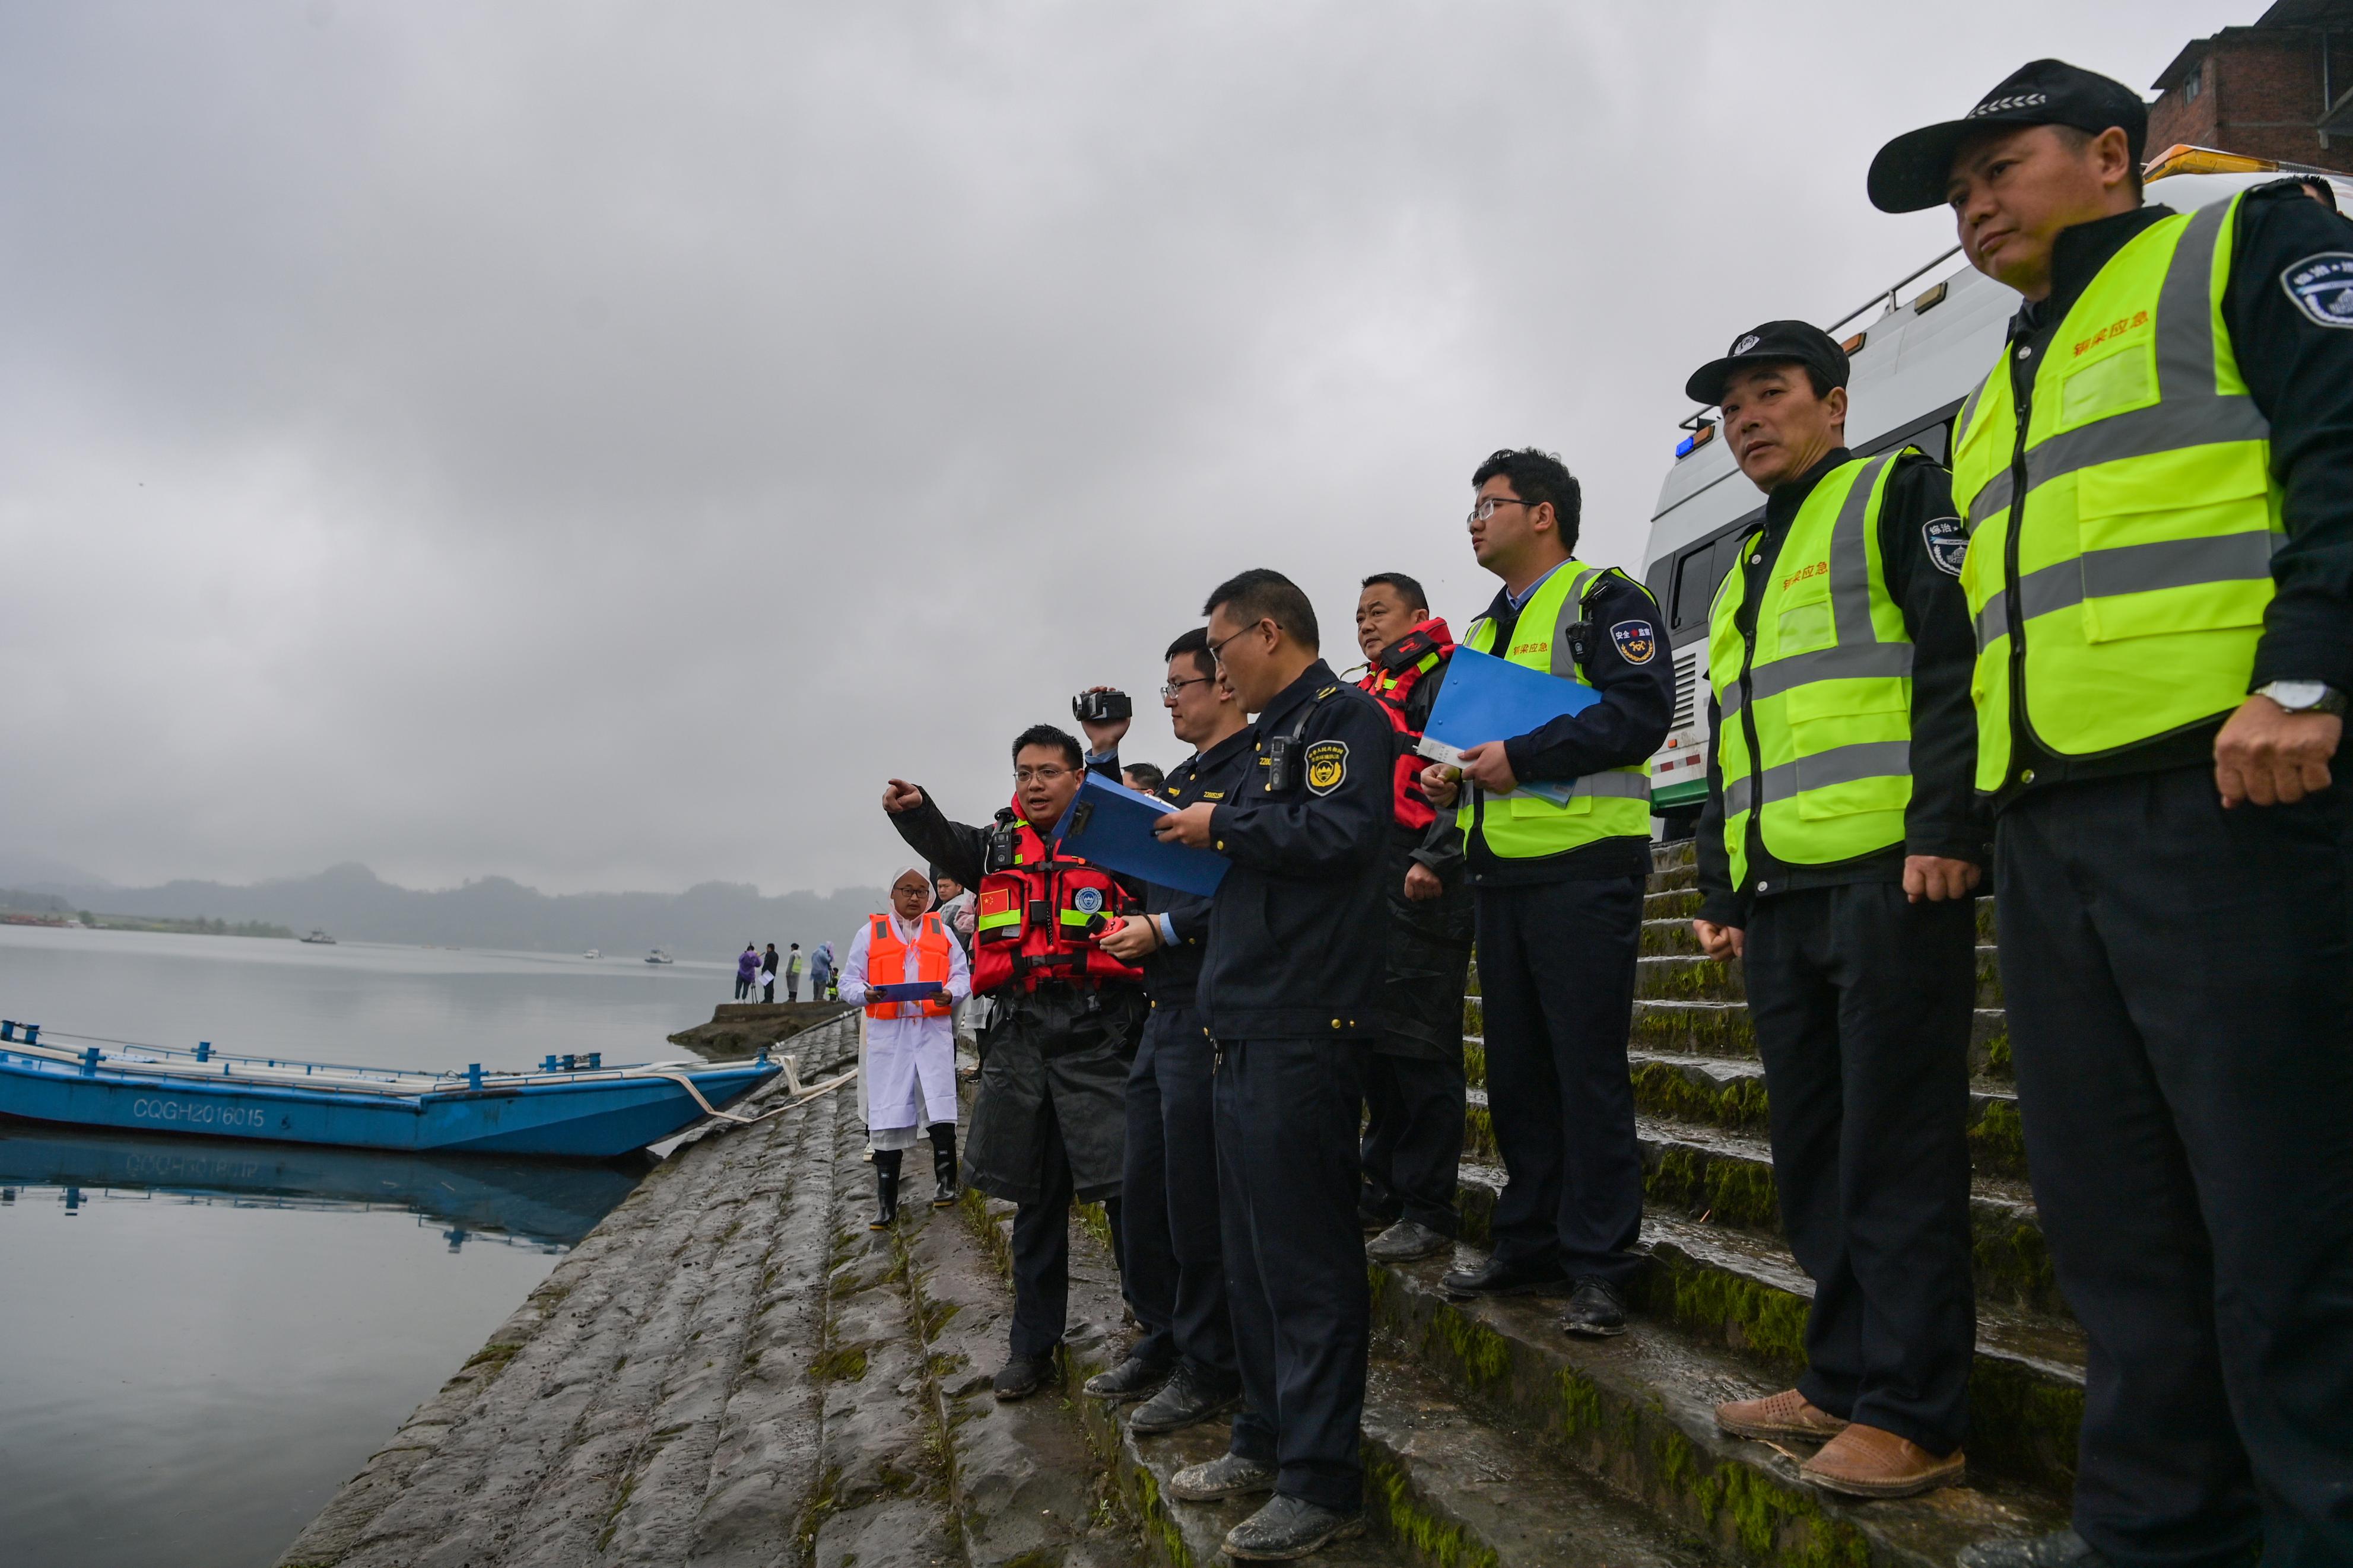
[840,866,970,1228]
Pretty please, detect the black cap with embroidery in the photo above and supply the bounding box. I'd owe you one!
[1683,320,1848,408]
[1867,58,2148,215]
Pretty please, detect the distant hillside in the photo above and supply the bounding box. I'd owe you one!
[21,863,888,961]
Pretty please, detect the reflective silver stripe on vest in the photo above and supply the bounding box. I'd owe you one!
[1964,202,2271,532]
[1567,771,1652,801]
[1721,641,1917,717]
[1550,567,1605,676]
[1974,527,2275,645]
[1722,739,1912,816]
[1721,454,1913,719]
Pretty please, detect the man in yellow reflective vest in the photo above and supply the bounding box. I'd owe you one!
[1685,320,1984,1500]
[1869,59,2353,1567]
[1420,447,1672,1338]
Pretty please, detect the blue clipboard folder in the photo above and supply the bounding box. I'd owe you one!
[1051,772,1229,898]
[870,981,947,1003]
[1417,646,1601,808]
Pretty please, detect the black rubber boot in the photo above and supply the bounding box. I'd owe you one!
[928,1122,959,1208]
[871,1150,902,1230]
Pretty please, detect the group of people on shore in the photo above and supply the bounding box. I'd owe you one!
[732,939,843,1002]
[853,59,2352,1567]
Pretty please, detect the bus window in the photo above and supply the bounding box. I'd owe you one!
[1670,545,1716,631]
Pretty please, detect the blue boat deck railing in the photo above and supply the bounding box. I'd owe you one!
[0,1020,767,1100]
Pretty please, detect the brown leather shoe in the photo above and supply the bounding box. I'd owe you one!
[1714,1388,1850,1442]
[1800,1423,1965,1499]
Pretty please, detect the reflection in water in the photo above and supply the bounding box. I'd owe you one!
[0,1118,649,1248]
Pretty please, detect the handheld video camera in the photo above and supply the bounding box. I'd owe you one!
[1071,689,1133,724]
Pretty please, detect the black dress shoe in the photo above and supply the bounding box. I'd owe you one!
[1440,1254,1567,1297]
[1222,1495,1366,1561]
[1958,1531,2111,1568]
[1560,1277,1628,1337]
[1167,1452,1275,1502]
[992,1352,1058,1401]
[1081,1351,1169,1402]
[1129,1363,1243,1435]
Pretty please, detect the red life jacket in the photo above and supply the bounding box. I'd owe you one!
[969,802,1145,995]
[863,911,954,1020]
[1355,618,1455,831]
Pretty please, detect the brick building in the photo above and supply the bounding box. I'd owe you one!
[2148,1,2353,173]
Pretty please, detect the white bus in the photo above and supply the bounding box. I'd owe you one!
[1636,148,2353,838]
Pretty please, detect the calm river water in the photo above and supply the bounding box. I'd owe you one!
[0,926,738,1568]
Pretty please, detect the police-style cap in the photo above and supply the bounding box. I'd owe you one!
[1683,320,1848,408]
[1868,58,2146,214]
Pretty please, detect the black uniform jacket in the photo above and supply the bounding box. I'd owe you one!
[1695,448,1983,928]
[1105,724,1258,1008]
[1197,660,1393,1041]
[887,785,1145,1205]
[1988,184,2353,806]
[1463,567,1676,886]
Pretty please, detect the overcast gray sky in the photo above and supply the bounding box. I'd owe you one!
[0,1,2243,896]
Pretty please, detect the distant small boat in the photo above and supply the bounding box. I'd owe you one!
[583,949,601,960]
[0,1022,781,1158]
[300,930,336,945]
[644,949,674,965]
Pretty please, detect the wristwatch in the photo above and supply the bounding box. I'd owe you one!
[2254,680,2349,716]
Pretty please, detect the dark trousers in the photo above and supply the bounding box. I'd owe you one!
[787,981,799,1001]
[1008,1088,1123,1360]
[734,976,752,1000]
[1472,874,1645,1284]
[761,978,775,1002]
[1360,1049,1465,1236]
[1122,1004,1236,1381]
[1997,765,2353,1568]
[1217,1036,1368,1513]
[1745,880,1976,1455]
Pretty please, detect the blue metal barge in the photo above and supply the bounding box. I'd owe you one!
[0,1022,780,1159]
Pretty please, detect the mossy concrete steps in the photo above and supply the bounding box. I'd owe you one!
[1366,1251,2068,1567]
[1434,1159,2082,1491]
[1617,1001,2013,1080]
[1615,1056,2033,1183]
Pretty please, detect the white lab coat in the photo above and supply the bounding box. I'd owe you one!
[839,911,970,1135]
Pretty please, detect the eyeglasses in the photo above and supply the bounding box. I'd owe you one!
[1014,765,1074,785]
[1160,676,1216,698]
[1468,495,1537,524]
[1205,618,1270,667]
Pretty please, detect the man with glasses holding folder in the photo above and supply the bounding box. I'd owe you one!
[1420,447,1672,1340]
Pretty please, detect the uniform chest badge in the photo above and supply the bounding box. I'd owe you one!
[1922,516,1968,575]
[2282,252,2353,328]
[1609,620,1657,664]
[1074,886,1104,914]
[1304,739,1349,796]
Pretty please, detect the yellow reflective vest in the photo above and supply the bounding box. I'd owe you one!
[1950,193,2279,791]
[1706,452,1917,887]
[1458,559,1653,858]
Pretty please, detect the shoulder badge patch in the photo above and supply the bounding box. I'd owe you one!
[1609,620,1657,664]
[1922,516,1968,576]
[1304,739,1349,796]
[2281,252,2353,327]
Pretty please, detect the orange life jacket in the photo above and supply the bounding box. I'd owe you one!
[970,802,1145,995]
[1355,618,1455,831]
[863,911,954,1019]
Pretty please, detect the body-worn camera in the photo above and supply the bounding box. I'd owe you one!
[1072,689,1132,724]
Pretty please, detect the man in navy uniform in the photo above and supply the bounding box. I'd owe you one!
[1154,569,1392,1561]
